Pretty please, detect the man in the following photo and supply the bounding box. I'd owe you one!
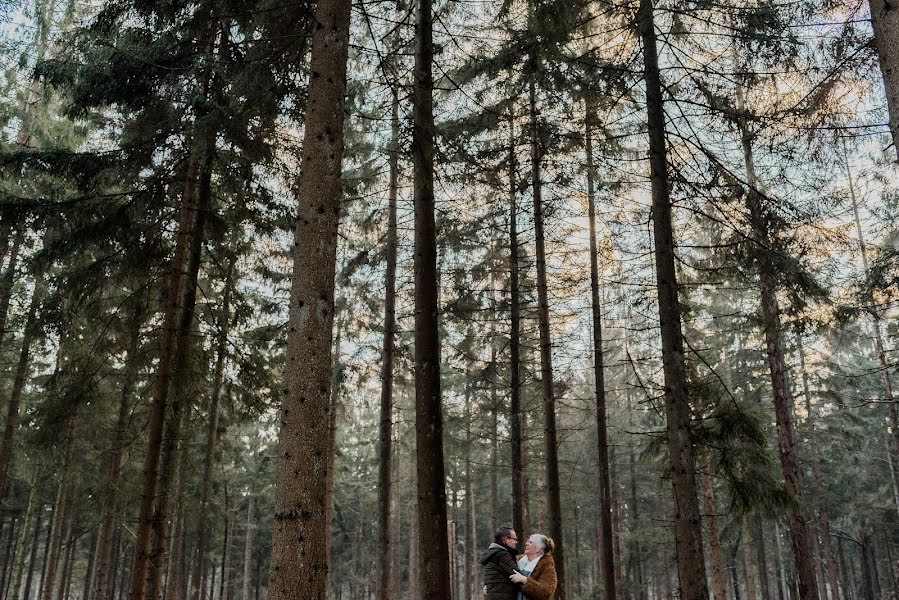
[481,526,521,600]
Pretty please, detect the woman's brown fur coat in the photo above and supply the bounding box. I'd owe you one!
[516,554,557,600]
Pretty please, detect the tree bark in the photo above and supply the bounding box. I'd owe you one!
[529,67,567,600]
[267,0,352,598]
[508,114,524,539]
[411,0,451,598]
[637,2,708,598]
[869,0,899,161]
[585,101,616,600]
[375,89,400,600]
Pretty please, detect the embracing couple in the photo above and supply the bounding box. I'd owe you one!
[480,527,558,600]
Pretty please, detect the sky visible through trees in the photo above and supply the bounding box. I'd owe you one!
[0,1,897,600]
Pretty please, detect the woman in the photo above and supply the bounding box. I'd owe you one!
[509,533,557,600]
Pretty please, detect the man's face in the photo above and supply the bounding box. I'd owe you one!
[503,530,518,551]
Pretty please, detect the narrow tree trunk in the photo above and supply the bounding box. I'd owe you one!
[220,499,235,600]
[267,0,352,598]
[411,0,451,597]
[241,497,255,600]
[165,456,187,600]
[83,531,98,600]
[637,2,708,597]
[796,334,841,600]
[585,101,616,600]
[464,392,476,600]
[730,541,743,600]
[0,224,25,352]
[743,518,758,600]
[408,491,418,600]
[773,521,790,600]
[529,64,566,600]
[56,513,77,600]
[2,516,17,598]
[189,253,236,600]
[843,143,899,518]
[698,450,728,600]
[41,421,75,600]
[95,305,144,600]
[0,280,42,500]
[869,0,899,161]
[22,503,43,600]
[755,516,773,600]
[12,474,38,599]
[38,503,56,600]
[838,538,853,600]
[508,114,524,539]
[375,89,400,600]
[627,389,646,600]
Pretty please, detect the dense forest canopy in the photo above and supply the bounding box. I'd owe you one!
[0,1,896,600]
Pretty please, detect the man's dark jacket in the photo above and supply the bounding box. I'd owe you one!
[481,542,519,600]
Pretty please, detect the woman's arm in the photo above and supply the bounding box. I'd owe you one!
[521,565,557,600]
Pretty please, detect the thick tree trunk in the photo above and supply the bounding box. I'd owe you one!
[529,70,567,600]
[411,0,451,598]
[375,89,400,600]
[869,0,899,161]
[585,103,616,600]
[637,2,708,598]
[267,0,352,598]
[508,115,524,539]
[741,130,818,600]
[95,305,144,600]
[241,497,255,600]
